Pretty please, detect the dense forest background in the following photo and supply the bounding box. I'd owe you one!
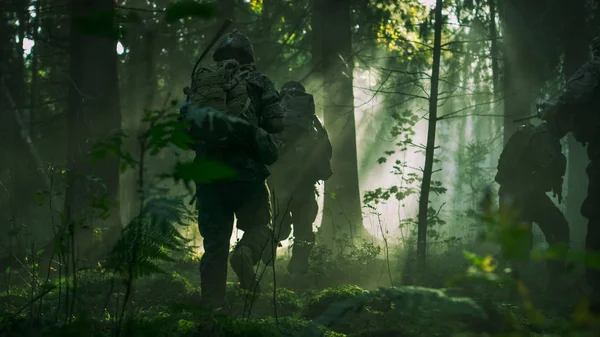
[1,0,599,336]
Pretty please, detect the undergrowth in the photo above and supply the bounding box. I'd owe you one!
[2,106,600,337]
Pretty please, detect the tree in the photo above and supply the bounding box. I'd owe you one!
[64,0,123,262]
[416,0,444,268]
[562,0,590,253]
[311,0,364,246]
[120,3,158,225]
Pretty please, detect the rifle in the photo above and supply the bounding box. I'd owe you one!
[190,18,233,84]
[180,18,233,121]
[512,102,554,123]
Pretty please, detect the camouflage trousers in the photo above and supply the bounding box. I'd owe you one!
[584,142,600,308]
[196,180,274,306]
[498,186,570,278]
[269,181,318,275]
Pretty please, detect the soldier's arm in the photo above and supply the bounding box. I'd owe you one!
[545,60,600,133]
[256,74,284,133]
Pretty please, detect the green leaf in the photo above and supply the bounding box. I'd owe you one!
[164,0,216,23]
[173,160,237,183]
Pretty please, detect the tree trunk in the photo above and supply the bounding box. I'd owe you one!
[311,0,364,247]
[500,0,536,145]
[64,0,122,264]
[0,0,55,265]
[120,7,157,226]
[416,0,444,268]
[562,0,589,255]
[8,0,29,221]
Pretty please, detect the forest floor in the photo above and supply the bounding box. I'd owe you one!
[1,246,599,337]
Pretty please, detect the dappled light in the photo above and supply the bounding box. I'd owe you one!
[1,0,600,336]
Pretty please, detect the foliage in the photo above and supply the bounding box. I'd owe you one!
[2,0,599,336]
[305,234,383,288]
[163,0,216,23]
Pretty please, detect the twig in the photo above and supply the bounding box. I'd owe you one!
[0,284,56,334]
[376,212,394,287]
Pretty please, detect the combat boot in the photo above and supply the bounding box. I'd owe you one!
[230,246,261,293]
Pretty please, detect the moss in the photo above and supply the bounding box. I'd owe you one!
[304,285,368,319]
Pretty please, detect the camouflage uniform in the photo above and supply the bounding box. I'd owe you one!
[268,81,332,275]
[186,30,284,308]
[540,34,600,308]
[495,123,570,278]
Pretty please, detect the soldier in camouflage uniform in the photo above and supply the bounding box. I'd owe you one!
[181,30,284,310]
[539,32,600,310]
[495,122,570,282]
[268,81,333,275]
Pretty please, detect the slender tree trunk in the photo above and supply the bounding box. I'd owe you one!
[312,0,364,247]
[0,0,15,243]
[65,0,122,264]
[562,0,589,255]
[30,0,41,136]
[120,4,147,226]
[488,0,499,94]
[416,0,444,268]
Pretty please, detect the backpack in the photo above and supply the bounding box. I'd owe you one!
[185,59,256,124]
[275,92,333,182]
[495,124,536,185]
[280,91,316,143]
[181,59,278,165]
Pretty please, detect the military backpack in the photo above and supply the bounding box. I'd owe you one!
[181,59,278,165]
[276,91,333,181]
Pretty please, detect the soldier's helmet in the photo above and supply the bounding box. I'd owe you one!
[213,29,255,65]
[280,81,306,95]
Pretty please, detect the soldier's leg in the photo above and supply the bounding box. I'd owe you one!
[498,187,535,262]
[288,185,318,275]
[583,157,600,311]
[230,181,274,292]
[529,193,570,278]
[269,183,293,242]
[196,183,235,307]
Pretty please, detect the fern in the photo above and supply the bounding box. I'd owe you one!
[106,188,193,278]
[91,105,199,336]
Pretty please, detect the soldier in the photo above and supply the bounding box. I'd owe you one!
[539,32,600,311]
[180,29,284,310]
[268,81,332,275]
[495,121,570,283]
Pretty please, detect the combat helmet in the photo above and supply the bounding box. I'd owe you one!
[280,81,306,95]
[213,29,255,65]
